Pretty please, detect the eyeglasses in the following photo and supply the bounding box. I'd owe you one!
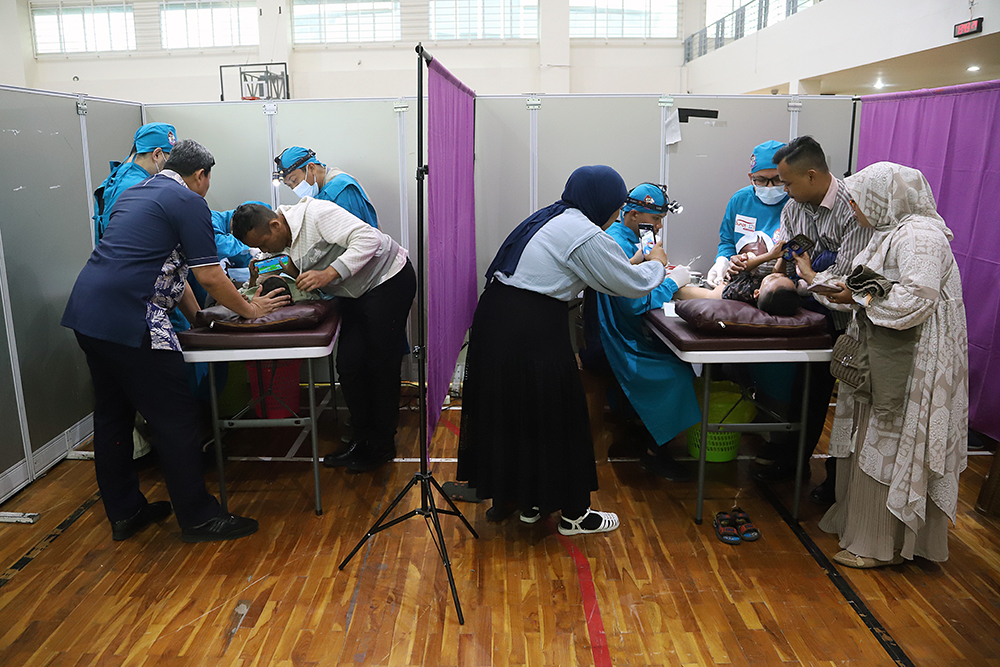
[751,176,783,187]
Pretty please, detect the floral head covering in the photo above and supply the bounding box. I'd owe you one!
[844,162,952,240]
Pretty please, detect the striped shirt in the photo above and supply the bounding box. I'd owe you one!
[774,176,873,330]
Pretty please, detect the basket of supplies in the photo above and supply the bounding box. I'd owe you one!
[686,379,757,462]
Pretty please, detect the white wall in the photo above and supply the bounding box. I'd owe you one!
[684,0,1000,94]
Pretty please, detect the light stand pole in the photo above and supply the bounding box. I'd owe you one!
[338,43,479,625]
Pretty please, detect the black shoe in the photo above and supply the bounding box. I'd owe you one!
[752,458,811,484]
[640,450,693,483]
[111,501,172,541]
[346,441,397,473]
[485,503,515,522]
[181,513,259,543]
[323,439,366,468]
[809,479,836,505]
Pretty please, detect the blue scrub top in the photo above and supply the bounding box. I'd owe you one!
[715,185,787,261]
[210,208,254,266]
[94,161,153,244]
[317,173,379,228]
[595,221,701,445]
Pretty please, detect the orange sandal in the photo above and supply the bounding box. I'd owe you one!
[731,507,760,542]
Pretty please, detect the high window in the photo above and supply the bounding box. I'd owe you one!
[570,0,679,39]
[428,0,538,40]
[292,0,402,44]
[159,0,259,50]
[30,1,138,55]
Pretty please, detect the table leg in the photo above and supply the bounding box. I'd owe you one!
[208,362,228,513]
[792,363,812,521]
[308,358,322,515]
[696,364,712,525]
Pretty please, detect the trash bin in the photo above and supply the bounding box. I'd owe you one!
[686,380,757,462]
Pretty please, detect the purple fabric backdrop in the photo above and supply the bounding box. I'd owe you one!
[857,80,1000,440]
[427,59,477,445]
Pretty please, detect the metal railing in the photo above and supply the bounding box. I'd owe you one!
[684,0,821,63]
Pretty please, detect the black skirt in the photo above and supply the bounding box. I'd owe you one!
[457,281,598,514]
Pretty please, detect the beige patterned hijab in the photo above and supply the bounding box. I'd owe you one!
[844,161,952,240]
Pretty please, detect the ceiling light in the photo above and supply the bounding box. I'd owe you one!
[874,78,885,89]
[968,65,981,72]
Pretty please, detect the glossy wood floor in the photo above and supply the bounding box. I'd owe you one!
[1,388,998,666]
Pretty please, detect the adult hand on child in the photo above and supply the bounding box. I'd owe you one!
[296,266,339,292]
[248,286,292,317]
[667,265,691,289]
[793,249,816,283]
[706,256,729,286]
[729,253,750,275]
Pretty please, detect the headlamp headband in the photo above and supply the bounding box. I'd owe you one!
[272,148,317,182]
[624,183,683,215]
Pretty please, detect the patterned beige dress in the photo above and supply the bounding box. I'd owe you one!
[813,162,968,562]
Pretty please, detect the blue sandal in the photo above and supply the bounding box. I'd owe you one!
[731,507,760,542]
[713,511,741,545]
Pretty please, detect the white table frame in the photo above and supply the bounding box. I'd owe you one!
[647,316,832,523]
[183,337,337,515]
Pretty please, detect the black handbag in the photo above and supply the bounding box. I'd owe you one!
[830,334,865,388]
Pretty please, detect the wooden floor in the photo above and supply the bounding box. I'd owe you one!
[1,390,999,667]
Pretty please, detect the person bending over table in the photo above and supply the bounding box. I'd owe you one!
[809,162,968,568]
[62,140,291,544]
[457,166,670,536]
[231,198,415,474]
[595,183,700,482]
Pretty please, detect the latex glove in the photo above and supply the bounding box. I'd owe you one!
[667,265,691,289]
[706,256,729,287]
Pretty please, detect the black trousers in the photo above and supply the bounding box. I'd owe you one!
[75,331,221,529]
[336,261,416,448]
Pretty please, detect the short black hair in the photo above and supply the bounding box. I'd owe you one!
[772,135,828,174]
[162,139,214,177]
[757,285,801,316]
[231,203,275,242]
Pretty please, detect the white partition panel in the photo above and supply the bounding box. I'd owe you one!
[796,96,858,179]
[144,102,274,211]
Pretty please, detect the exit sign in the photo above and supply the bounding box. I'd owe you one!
[954,17,984,38]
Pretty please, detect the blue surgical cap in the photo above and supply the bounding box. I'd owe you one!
[750,140,786,173]
[134,123,177,154]
[623,183,667,215]
[276,146,322,173]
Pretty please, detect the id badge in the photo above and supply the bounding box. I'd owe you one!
[734,214,756,235]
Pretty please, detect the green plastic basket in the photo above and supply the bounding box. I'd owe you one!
[686,380,757,462]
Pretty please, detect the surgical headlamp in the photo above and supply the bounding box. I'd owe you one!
[271,148,317,187]
[624,183,683,215]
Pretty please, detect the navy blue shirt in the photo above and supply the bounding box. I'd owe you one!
[63,172,218,350]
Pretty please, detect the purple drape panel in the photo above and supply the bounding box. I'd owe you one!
[857,80,1000,440]
[427,59,477,445]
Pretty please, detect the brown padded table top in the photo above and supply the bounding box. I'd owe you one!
[178,310,341,350]
[645,309,831,352]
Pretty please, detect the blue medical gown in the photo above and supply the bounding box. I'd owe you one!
[596,222,701,445]
[210,208,254,266]
[317,174,379,228]
[715,185,787,261]
[94,161,152,244]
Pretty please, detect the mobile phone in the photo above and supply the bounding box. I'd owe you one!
[638,223,656,255]
[254,254,290,275]
[807,283,842,295]
[783,234,815,260]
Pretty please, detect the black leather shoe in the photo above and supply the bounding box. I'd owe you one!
[346,441,397,473]
[111,501,172,541]
[323,439,366,468]
[181,513,259,543]
[752,458,811,484]
[809,479,836,505]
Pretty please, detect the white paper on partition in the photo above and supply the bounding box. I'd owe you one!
[664,110,682,145]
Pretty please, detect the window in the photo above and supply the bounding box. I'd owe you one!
[570,0,678,39]
[429,0,537,40]
[292,0,401,44]
[705,0,740,26]
[30,1,137,55]
[160,0,258,49]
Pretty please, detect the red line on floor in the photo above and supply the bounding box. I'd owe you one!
[550,519,613,667]
[439,416,461,437]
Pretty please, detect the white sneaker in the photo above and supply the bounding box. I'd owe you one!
[557,508,619,536]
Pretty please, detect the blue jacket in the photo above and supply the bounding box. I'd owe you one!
[595,222,701,445]
[715,185,787,261]
[317,173,379,228]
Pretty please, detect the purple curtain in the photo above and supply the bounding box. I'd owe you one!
[857,80,1000,440]
[427,59,477,445]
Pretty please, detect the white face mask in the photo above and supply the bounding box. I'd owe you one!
[292,172,319,198]
[755,184,786,205]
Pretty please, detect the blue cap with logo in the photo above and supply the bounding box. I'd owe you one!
[623,183,668,215]
[275,146,323,175]
[133,122,177,154]
[749,140,786,173]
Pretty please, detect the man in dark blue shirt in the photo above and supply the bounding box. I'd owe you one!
[63,140,289,543]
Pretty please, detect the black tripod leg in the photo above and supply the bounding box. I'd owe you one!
[427,474,479,539]
[339,474,420,570]
[423,478,465,624]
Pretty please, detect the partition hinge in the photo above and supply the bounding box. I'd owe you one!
[263,103,277,115]
[526,96,541,111]
[658,95,674,108]
[393,99,409,113]
[787,98,802,112]
[76,97,87,116]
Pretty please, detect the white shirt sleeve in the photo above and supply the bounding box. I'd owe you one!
[566,232,665,299]
[310,202,383,278]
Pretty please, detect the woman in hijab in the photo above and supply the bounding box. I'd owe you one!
[798,162,968,568]
[457,166,670,536]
